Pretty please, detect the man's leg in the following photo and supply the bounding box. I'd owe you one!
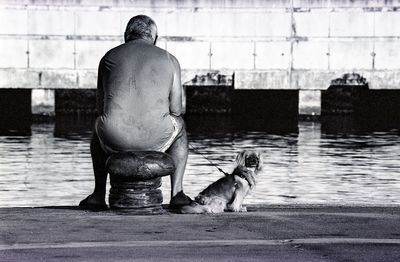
[166,118,192,207]
[79,131,108,208]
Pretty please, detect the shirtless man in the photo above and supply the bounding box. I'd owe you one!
[79,15,192,210]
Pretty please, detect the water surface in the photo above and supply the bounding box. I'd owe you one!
[0,115,399,207]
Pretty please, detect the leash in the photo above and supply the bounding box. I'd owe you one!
[188,143,230,176]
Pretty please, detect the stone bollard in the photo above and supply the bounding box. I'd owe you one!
[106,151,175,213]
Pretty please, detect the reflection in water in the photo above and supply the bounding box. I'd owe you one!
[0,115,399,207]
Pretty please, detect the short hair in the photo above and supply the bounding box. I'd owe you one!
[124,15,157,42]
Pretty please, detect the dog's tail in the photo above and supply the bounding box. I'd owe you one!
[179,202,210,214]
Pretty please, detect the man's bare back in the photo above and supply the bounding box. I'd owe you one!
[96,39,183,153]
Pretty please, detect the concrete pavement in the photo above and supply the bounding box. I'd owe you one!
[1,205,399,261]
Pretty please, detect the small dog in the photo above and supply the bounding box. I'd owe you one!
[180,150,262,214]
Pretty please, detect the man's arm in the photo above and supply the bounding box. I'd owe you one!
[96,58,105,115]
[169,55,185,116]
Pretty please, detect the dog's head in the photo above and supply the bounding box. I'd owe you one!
[235,150,263,172]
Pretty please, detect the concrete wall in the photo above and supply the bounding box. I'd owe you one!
[0,0,400,115]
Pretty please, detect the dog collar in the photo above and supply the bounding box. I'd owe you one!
[236,173,252,185]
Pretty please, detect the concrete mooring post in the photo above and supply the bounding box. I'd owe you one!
[106,151,176,213]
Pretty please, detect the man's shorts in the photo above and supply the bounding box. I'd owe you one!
[157,114,183,152]
[96,114,184,154]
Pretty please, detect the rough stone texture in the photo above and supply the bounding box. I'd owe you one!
[109,188,163,209]
[107,152,175,210]
[235,70,290,90]
[106,152,175,182]
[0,206,399,261]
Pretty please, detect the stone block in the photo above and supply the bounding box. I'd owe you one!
[294,10,329,37]
[369,71,400,90]
[256,12,291,37]
[76,11,121,36]
[235,70,289,90]
[299,89,321,115]
[0,9,27,34]
[29,40,75,69]
[330,11,374,37]
[374,12,400,37]
[374,41,400,69]
[38,70,79,89]
[76,40,121,69]
[40,70,78,89]
[165,10,211,37]
[166,41,209,69]
[212,42,254,69]
[0,39,27,68]
[28,10,74,35]
[292,41,329,69]
[78,69,97,89]
[293,70,337,90]
[210,11,256,37]
[0,69,38,88]
[329,41,373,70]
[256,41,291,69]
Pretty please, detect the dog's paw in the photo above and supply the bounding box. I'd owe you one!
[226,204,242,212]
[240,206,247,212]
[195,195,207,205]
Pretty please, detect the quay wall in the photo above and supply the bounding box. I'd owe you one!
[1,0,400,115]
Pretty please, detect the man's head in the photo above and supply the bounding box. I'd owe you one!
[124,15,158,44]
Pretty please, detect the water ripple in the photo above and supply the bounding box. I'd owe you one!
[0,119,399,207]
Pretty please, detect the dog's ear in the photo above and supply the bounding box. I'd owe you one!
[235,151,247,166]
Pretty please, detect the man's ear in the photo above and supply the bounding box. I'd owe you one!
[153,35,158,45]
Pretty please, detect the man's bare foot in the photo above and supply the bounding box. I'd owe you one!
[79,194,108,211]
[169,191,193,209]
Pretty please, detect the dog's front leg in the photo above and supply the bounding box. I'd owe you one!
[226,187,247,212]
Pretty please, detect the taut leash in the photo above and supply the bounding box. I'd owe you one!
[188,143,230,176]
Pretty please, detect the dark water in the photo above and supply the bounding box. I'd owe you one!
[0,115,399,207]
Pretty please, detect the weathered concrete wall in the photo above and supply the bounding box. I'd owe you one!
[0,0,400,115]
